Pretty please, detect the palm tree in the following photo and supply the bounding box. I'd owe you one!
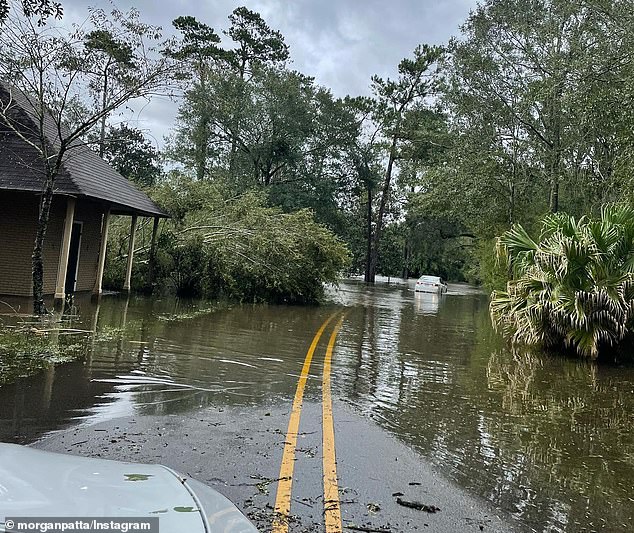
[490,204,634,358]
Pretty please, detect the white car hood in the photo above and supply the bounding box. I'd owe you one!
[0,444,257,533]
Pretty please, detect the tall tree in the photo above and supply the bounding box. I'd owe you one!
[444,0,631,215]
[167,7,291,181]
[225,6,289,81]
[0,1,175,313]
[167,7,362,228]
[224,6,289,174]
[82,11,139,157]
[167,16,224,180]
[364,44,443,283]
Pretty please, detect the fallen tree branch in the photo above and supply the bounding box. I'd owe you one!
[396,497,440,513]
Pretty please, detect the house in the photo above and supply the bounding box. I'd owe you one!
[0,84,167,303]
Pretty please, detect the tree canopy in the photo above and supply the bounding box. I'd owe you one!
[5,0,634,325]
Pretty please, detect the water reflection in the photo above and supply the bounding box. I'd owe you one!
[331,282,634,533]
[0,281,633,532]
[413,292,443,315]
[0,295,338,442]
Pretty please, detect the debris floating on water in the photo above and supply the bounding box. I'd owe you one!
[395,497,440,513]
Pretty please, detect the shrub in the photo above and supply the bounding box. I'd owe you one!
[490,204,634,359]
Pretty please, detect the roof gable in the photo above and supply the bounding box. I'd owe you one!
[0,84,167,218]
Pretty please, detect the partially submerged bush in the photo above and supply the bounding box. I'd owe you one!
[490,204,634,359]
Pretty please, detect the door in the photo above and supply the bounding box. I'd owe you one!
[64,221,82,294]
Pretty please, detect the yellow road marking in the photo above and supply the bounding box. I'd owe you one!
[322,316,345,533]
[272,313,337,533]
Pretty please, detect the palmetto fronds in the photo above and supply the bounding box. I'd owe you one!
[491,204,634,358]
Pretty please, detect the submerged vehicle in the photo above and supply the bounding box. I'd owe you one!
[0,444,258,533]
[414,275,448,294]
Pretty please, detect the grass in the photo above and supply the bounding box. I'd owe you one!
[0,326,88,386]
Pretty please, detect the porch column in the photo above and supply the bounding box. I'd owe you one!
[148,216,160,285]
[123,215,138,291]
[93,208,111,295]
[54,197,76,300]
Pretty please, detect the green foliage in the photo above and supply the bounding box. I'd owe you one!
[168,61,360,200]
[363,44,444,281]
[106,181,350,304]
[167,16,224,66]
[166,8,292,181]
[102,125,161,187]
[376,224,405,277]
[165,8,464,283]
[401,0,634,285]
[490,204,634,359]
[473,238,507,290]
[84,29,135,67]
[225,6,289,77]
[0,0,62,25]
[7,0,634,301]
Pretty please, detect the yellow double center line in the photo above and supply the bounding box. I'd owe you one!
[272,313,345,533]
[322,316,344,532]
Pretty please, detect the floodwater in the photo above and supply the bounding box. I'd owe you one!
[1,280,633,532]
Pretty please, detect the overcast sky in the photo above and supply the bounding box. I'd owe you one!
[61,0,477,147]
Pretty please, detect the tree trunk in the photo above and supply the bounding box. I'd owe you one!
[549,178,559,213]
[401,238,411,279]
[147,216,160,290]
[548,111,561,213]
[228,138,238,178]
[195,114,209,181]
[367,135,398,283]
[228,66,246,178]
[32,180,55,315]
[195,70,209,180]
[509,127,517,225]
[548,135,561,213]
[364,183,373,282]
[547,78,562,213]
[509,182,515,225]
[98,69,110,158]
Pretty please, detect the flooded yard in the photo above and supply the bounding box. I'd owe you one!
[1,280,633,532]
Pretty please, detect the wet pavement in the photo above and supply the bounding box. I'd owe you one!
[1,279,634,532]
[33,403,520,533]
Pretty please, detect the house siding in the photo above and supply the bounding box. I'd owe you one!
[74,201,104,292]
[42,197,66,295]
[0,191,39,296]
[0,191,105,297]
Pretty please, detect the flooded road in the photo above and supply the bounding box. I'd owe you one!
[1,280,633,532]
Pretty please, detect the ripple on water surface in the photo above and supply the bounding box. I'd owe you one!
[0,282,633,532]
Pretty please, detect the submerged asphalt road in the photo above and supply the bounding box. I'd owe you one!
[33,311,524,533]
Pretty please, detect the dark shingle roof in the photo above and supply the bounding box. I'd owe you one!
[0,84,167,218]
